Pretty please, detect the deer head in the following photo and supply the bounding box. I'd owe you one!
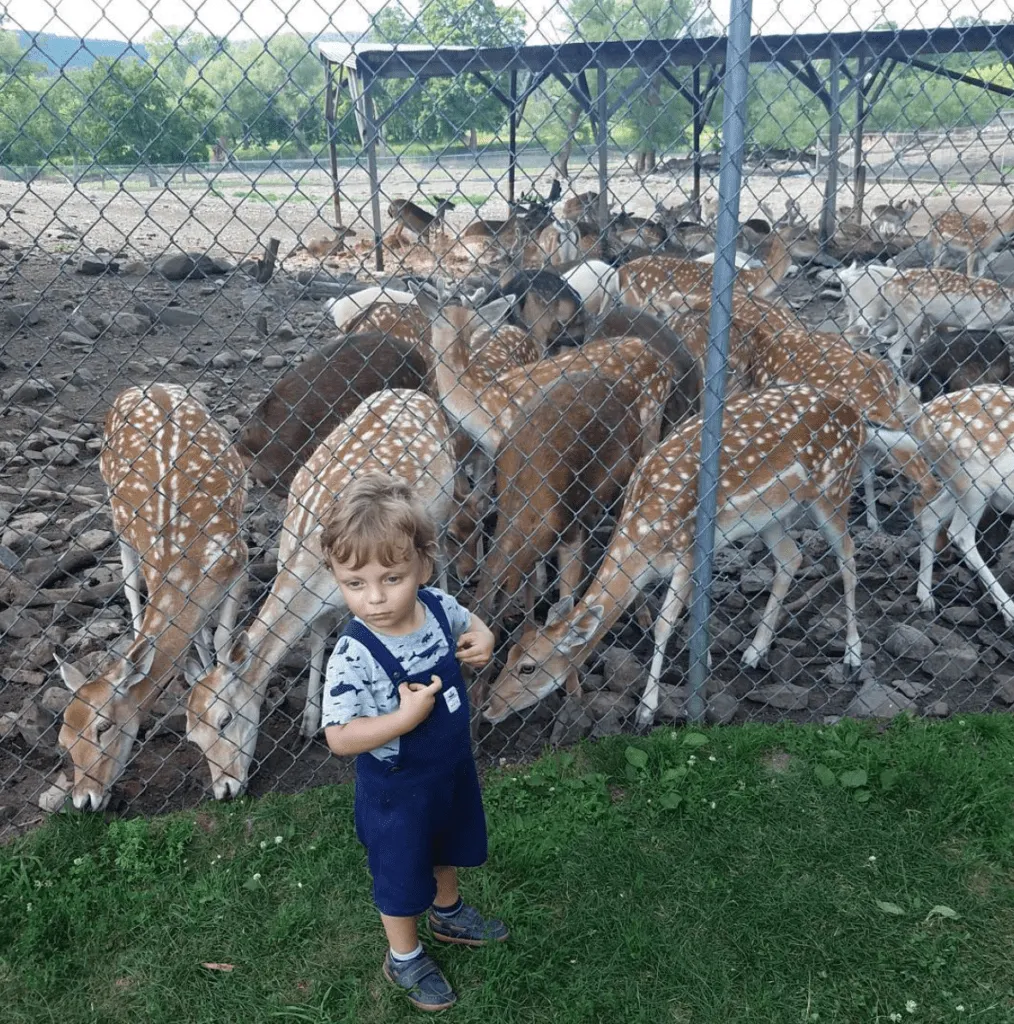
[57,642,158,811]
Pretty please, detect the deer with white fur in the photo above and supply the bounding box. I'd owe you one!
[185,389,457,799]
[927,206,1014,276]
[419,291,678,459]
[57,384,248,811]
[870,385,1014,625]
[484,385,865,730]
[869,268,1014,368]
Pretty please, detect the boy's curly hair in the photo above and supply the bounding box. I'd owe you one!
[319,470,439,573]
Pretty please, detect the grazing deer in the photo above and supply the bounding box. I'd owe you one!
[57,385,248,811]
[562,260,621,317]
[927,206,1014,276]
[386,197,456,246]
[871,198,918,239]
[461,202,555,252]
[484,386,865,729]
[474,371,645,638]
[560,191,600,224]
[342,300,431,351]
[421,292,677,458]
[869,268,1014,368]
[871,385,1014,624]
[238,332,430,492]
[186,389,458,799]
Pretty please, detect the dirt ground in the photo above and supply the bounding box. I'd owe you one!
[0,161,1012,841]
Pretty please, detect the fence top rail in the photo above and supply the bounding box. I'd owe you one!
[318,24,1014,81]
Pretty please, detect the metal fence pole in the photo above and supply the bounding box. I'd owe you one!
[685,0,754,723]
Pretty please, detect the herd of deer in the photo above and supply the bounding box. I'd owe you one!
[50,183,1014,813]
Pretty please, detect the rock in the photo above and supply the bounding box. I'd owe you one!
[19,636,57,669]
[38,773,71,813]
[67,315,99,339]
[120,260,147,275]
[274,322,297,342]
[994,675,1014,705]
[885,623,936,661]
[925,643,979,683]
[40,686,72,715]
[550,695,594,747]
[926,700,951,718]
[76,258,118,276]
[765,647,806,687]
[890,678,932,700]
[77,529,114,552]
[157,307,203,327]
[706,690,739,724]
[59,330,95,348]
[940,605,979,626]
[745,682,812,710]
[0,711,18,741]
[845,680,917,719]
[157,253,229,281]
[177,353,201,368]
[1,668,45,686]
[655,682,689,723]
[42,442,80,466]
[211,350,240,369]
[0,301,42,326]
[15,697,56,747]
[587,692,636,738]
[740,566,774,594]
[262,354,286,370]
[240,348,260,361]
[2,377,56,402]
[0,608,43,639]
[112,312,150,336]
[600,646,647,695]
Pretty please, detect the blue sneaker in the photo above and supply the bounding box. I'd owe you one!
[428,904,509,947]
[383,949,457,1012]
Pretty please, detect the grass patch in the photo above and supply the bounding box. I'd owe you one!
[3,718,1014,1023]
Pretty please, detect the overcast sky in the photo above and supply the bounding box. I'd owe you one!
[4,0,1011,44]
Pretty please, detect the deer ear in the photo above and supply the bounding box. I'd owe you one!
[183,656,206,688]
[475,296,515,329]
[114,642,157,693]
[545,595,575,625]
[559,604,604,654]
[222,631,252,673]
[57,655,89,693]
[414,288,441,320]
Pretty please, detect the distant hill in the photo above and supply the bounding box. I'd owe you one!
[16,31,148,71]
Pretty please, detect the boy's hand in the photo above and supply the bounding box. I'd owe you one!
[397,676,442,730]
[456,624,494,668]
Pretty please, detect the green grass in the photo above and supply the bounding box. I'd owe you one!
[3,717,1014,1023]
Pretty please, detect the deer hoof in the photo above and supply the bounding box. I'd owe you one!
[633,705,656,734]
[740,645,764,670]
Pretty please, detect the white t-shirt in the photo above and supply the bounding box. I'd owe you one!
[321,587,472,761]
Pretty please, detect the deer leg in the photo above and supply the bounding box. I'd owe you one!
[860,449,880,531]
[742,524,802,669]
[916,491,951,615]
[557,530,585,601]
[301,617,330,739]
[947,496,1014,627]
[214,573,247,660]
[809,499,862,670]
[119,540,143,638]
[636,562,691,732]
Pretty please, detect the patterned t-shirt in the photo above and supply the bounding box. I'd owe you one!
[321,587,473,761]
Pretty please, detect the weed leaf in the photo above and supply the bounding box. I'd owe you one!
[839,769,868,788]
[875,900,905,915]
[813,764,836,787]
[624,746,649,770]
[925,905,959,921]
[681,733,709,748]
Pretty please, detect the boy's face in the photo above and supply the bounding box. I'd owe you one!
[332,549,432,635]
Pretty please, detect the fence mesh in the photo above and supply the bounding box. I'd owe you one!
[1,2,1013,835]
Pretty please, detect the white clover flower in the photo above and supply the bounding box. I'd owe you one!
[73,857,83,866]
[259,840,267,849]
[906,1000,917,1013]
[956,1007,965,1014]
[708,755,717,762]
[889,1013,902,1022]
[710,801,716,809]
[274,836,283,844]
[252,872,261,881]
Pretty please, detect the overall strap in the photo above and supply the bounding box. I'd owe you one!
[343,620,409,685]
[418,588,455,647]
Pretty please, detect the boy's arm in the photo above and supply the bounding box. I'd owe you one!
[325,676,443,757]
[456,612,495,668]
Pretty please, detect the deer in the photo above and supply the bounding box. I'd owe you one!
[56,385,249,812]
[927,206,1014,277]
[867,268,1014,369]
[185,389,459,799]
[617,221,819,317]
[238,331,430,493]
[483,385,865,730]
[420,291,679,460]
[461,201,555,252]
[869,385,1014,625]
[386,197,456,247]
[474,371,646,639]
[560,190,600,224]
[871,198,918,240]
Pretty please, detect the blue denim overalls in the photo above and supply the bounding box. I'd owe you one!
[348,587,488,917]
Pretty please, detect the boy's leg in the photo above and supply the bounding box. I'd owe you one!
[381,913,457,1012]
[433,866,460,909]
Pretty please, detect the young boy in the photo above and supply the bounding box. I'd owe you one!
[320,472,507,1012]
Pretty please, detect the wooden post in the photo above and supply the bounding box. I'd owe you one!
[820,42,842,248]
[692,64,703,202]
[362,71,385,273]
[508,69,518,204]
[853,56,868,225]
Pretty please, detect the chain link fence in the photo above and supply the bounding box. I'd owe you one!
[1,2,1014,836]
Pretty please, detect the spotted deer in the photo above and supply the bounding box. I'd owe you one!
[420,291,678,458]
[57,385,248,811]
[484,386,865,729]
[871,385,1014,625]
[868,268,1014,368]
[387,197,455,246]
[185,389,458,799]
[927,206,1014,276]
[617,222,818,316]
[342,300,432,352]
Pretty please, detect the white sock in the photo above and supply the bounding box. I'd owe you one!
[390,943,423,963]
